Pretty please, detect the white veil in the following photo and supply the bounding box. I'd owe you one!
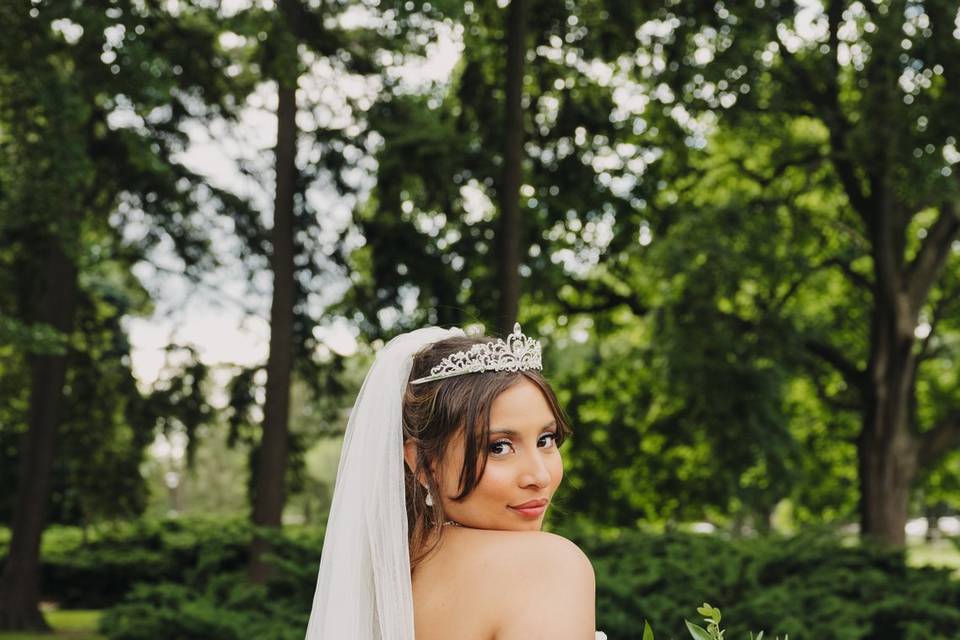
[305,326,465,639]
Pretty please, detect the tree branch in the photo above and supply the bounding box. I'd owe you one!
[803,359,863,412]
[719,292,867,394]
[918,409,960,468]
[828,120,872,227]
[556,283,649,318]
[822,256,874,292]
[802,337,867,393]
[793,0,873,225]
[761,254,871,315]
[906,202,960,318]
[919,287,958,357]
[731,150,826,190]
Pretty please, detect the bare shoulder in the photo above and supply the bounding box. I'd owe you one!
[457,528,593,576]
[497,530,593,573]
[458,529,596,639]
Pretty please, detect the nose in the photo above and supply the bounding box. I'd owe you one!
[518,447,551,488]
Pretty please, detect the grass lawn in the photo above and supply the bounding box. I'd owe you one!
[906,537,960,577]
[0,610,104,640]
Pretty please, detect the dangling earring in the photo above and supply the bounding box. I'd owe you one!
[424,490,433,507]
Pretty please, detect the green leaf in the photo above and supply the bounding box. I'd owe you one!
[642,621,655,640]
[685,620,713,640]
[696,603,722,624]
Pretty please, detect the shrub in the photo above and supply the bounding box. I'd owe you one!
[563,525,960,640]
[99,580,306,640]
[0,518,257,607]
[6,519,958,639]
[99,529,320,640]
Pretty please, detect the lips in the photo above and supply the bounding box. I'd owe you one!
[511,498,548,509]
[508,498,549,518]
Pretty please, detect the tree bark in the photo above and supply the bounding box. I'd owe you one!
[855,198,960,545]
[248,79,297,584]
[496,0,527,335]
[0,239,78,631]
[857,250,916,544]
[858,436,916,546]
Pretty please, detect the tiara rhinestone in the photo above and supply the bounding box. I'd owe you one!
[409,323,542,385]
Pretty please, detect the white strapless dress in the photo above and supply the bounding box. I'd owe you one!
[596,632,607,639]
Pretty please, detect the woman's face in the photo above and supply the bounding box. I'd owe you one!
[437,378,564,531]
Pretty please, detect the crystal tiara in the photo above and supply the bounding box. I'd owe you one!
[409,323,543,385]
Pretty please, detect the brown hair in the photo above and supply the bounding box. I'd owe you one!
[402,333,571,569]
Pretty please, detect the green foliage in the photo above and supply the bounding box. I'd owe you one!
[341,0,960,532]
[0,519,260,608]
[561,525,960,640]
[0,0,247,526]
[0,316,69,355]
[687,603,724,640]
[99,581,305,640]
[639,603,786,640]
[7,521,956,640]
[337,0,641,337]
[97,523,323,640]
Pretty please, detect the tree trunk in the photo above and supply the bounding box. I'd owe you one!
[0,240,78,631]
[248,79,297,584]
[496,0,527,335]
[858,429,917,546]
[857,262,920,546]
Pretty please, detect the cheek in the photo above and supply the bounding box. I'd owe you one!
[434,459,460,499]
[474,463,515,502]
[549,452,564,489]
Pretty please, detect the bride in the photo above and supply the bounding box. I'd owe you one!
[305,324,604,639]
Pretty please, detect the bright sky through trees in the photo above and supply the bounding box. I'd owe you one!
[126,3,463,392]
[130,0,832,468]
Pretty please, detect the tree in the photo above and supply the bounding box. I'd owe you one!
[341,0,960,543]
[588,0,960,544]
[0,0,245,627]
[247,0,299,584]
[496,0,528,333]
[212,0,457,580]
[336,0,788,523]
[338,0,632,336]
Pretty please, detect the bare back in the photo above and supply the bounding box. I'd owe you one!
[410,527,596,640]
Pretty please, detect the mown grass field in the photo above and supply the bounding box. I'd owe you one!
[0,610,103,640]
[907,537,960,576]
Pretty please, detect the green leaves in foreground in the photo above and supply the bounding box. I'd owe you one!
[641,604,786,640]
[685,602,723,640]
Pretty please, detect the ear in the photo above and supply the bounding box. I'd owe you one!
[403,440,418,474]
[405,440,441,492]
[403,440,427,489]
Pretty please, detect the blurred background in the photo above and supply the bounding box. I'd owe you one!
[1,0,959,638]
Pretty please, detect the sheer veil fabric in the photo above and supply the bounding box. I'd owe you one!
[305,326,465,640]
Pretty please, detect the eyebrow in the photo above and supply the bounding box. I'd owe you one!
[489,420,557,436]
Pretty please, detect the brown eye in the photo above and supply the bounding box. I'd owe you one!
[489,439,513,456]
[539,433,557,448]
